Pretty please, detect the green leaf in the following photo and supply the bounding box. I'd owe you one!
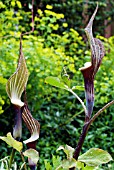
[62,74,70,87]
[57,145,75,160]
[16,1,22,8]
[72,85,84,91]
[0,156,9,170]
[11,1,15,7]
[52,155,61,169]
[6,42,29,107]
[0,132,23,152]
[83,165,95,170]
[45,76,69,90]
[44,160,52,170]
[78,148,113,167]
[56,158,77,170]
[61,67,70,87]
[69,161,94,170]
[23,149,39,165]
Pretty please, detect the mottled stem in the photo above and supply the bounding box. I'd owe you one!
[84,78,94,121]
[73,100,114,160]
[73,122,89,160]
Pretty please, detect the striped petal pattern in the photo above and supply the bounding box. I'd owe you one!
[79,4,105,120]
[6,41,28,107]
[22,105,40,145]
[84,4,105,76]
[22,105,40,169]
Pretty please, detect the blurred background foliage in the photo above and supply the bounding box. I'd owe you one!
[0,0,114,169]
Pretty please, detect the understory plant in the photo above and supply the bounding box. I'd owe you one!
[0,2,114,170]
[0,36,40,170]
[45,4,114,170]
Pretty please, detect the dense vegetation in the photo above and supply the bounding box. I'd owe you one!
[0,0,114,169]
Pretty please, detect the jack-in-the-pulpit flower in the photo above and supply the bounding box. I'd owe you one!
[6,41,28,108]
[6,40,29,139]
[6,38,40,169]
[79,4,105,121]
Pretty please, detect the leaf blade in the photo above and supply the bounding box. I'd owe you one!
[23,149,39,165]
[0,132,23,152]
[78,148,113,167]
[45,76,68,90]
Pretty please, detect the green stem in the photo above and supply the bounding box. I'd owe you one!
[90,100,114,124]
[9,148,16,170]
[20,152,27,170]
[68,89,87,116]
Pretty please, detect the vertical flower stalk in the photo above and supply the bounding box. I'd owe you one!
[74,4,105,160]
[13,105,22,140]
[79,4,105,121]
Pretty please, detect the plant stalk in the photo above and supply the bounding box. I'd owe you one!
[20,152,27,170]
[90,100,114,124]
[13,105,22,140]
[69,89,87,116]
[9,148,16,170]
[73,100,114,160]
[73,122,89,160]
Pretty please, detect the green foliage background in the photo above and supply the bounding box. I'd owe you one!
[0,0,114,169]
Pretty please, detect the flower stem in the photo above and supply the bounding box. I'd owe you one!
[29,166,36,170]
[73,100,114,160]
[68,89,87,115]
[90,100,114,124]
[73,122,89,160]
[20,152,27,170]
[9,148,16,170]
[13,105,23,140]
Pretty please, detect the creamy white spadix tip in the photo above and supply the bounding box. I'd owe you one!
[23,132,39,144]
[11,98,24,107]
[79,62,92,71]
